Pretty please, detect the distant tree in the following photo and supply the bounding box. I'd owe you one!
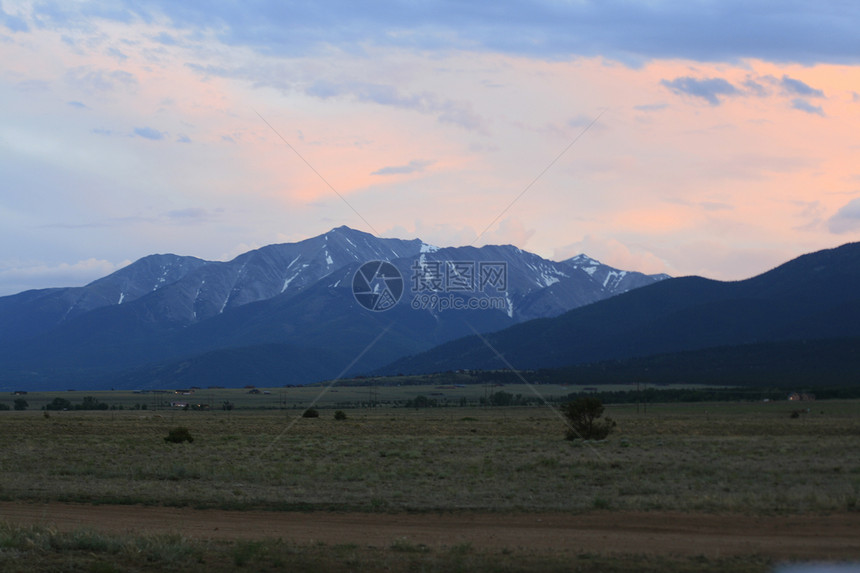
[0,403,10,411]
[406,395,436,409]
[13,398,28,411]
[302,408,319,418]
[77,396,108,410]
[489,391,514,406]
[45,397,72,411]
[334,410,347,421]
[562,397,616,441]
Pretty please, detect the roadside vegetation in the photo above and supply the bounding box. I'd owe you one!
[0,522,774,573]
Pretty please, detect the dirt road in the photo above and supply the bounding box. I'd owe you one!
[2,502,859,560]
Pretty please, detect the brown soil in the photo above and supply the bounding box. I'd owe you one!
[2,502,859,560]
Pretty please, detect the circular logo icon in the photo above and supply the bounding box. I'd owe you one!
[352,261,404,311]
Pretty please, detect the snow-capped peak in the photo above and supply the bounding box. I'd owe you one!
[566,253,602,267]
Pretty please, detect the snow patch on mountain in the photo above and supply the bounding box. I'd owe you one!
[603,270,627,288]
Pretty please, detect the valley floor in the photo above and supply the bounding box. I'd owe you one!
[1,401,859,571]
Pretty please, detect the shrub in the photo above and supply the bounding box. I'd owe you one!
[76,396,108,410]
[405,395,436,408]
[334,410,347,421]
[488,391,514,406]
[302,408,319,418]
[562,397,616,441]
[13,398,28,411]
[45,397,72,411]
[164,427,194,444]
[0,403,9,411]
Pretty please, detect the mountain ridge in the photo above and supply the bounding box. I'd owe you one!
[0,226,667,390]
[377,241,860,376]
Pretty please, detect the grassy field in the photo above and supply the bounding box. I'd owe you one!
[1,397,859,571]
[1,399,858,513]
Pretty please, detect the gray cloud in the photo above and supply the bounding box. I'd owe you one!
[17,1,860,66]
[742,77,769,97]
[828,197,860,233]
[67,100,89,109]
[16,79,51,93]
[65,67,137,94]
[165,207,221,223]
[133,126,164,140]
[152,31,178,45]
[306,80,486,132]
[2,7,29,32]
[781,75,825,97]
[372,159,434,176]
[106,46,127,61]
[568,113,603,127]
[661,77,739,106]
[791,98,825,116]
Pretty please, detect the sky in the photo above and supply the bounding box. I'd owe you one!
[1,1,859,296]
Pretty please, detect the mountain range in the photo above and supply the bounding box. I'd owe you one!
[0,226,667,391]
[380,241,860,383]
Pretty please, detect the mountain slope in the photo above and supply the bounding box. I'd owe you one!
[538,336,860,388]
[0,227,668,390]
[0,254,207,344]
[379,242,860,375]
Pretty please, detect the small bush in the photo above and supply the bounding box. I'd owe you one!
[334,410,347,421]
[302,408,319,418]
[164,427,194,444]
[562,397,616,441]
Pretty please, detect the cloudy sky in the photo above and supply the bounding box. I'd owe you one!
[2,1,859,295]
